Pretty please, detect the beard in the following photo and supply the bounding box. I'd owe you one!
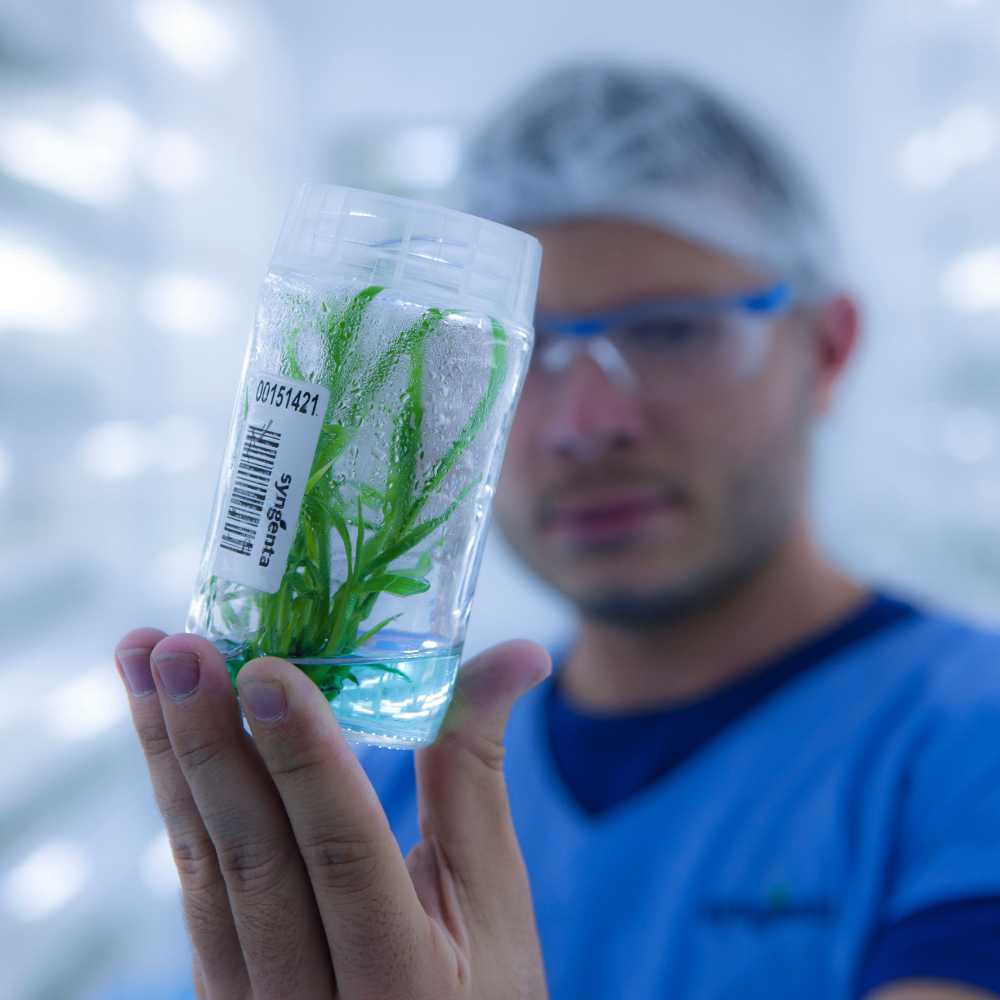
[499,409,808,630]
[575,501,788,627]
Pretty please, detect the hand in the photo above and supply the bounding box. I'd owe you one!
[115,628,551,1000]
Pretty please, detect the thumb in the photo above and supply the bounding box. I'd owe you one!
[437,638,552,767]
[412,639,550,892]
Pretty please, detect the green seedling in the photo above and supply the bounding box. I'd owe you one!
[203,285,508,698]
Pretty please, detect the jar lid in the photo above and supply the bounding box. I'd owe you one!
[271,184,542,330]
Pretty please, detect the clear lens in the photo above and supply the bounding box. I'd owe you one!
[531,311,776,397]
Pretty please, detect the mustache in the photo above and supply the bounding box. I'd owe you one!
[534,465,694,514]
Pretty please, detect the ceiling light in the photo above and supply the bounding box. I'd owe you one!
[133,0,239,79]
[3,842,91,921]
[0,239,94,334]
[138,271,237,337]
[940,245,1000,312]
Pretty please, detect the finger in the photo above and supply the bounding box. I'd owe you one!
[237,657,437,999]
[413,641,551,980]
[192,954,207,1000]
[115,629,250,1000]
[148,634,335,1000]
[418,640,551,866]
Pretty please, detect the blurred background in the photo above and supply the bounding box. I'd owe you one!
[1,0,999,996]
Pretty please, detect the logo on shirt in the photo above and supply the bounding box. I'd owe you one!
[701,883,836,929]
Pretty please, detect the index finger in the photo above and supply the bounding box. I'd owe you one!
[114,629,251,999]
[235,657,441,1000]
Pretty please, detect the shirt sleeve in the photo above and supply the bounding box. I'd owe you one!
[886,635,1000,915]
[858,632,1000,996]
[856,897,1000,998]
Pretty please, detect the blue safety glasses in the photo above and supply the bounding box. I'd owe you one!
[534,281,793,337]
[528,281,794,396]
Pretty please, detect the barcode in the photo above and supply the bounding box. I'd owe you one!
[219,423,281,557]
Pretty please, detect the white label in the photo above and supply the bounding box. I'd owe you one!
[211,372,330,594]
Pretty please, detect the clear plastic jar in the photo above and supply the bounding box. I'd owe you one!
[187,184,541,747]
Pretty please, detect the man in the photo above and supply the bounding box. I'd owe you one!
[364,65,1000,998]
[115,64,1000,999]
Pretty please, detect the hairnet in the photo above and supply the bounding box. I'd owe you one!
[455,63,838,298]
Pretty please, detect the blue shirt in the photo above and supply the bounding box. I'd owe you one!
[362,605,1000,999]
[546,595,915,815]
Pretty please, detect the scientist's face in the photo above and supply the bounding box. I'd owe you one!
[493,217,853,625]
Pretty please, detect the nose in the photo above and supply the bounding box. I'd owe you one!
[537,348,651,461]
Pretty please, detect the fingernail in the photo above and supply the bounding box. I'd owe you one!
[239,680,287,723]
[117,648,156,696]
[153,652,200,700]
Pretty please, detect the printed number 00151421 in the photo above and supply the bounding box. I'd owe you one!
[255,377,321,416]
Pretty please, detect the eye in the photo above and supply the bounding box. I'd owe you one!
[530,330,559,359]
[529,332,581,376]
[620,316,722,348]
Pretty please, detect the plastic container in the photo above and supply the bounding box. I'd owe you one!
[187,184,541,748]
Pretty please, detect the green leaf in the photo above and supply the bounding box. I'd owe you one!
[357,573,431,596]
[368,662,409,680]
[328,506,353,581]
[364,479,478,577]
[305,459,335,494]
[384,575,431,596]
[391,551,432,579]
[420,316,507,501]
[354,495,365,581]
[355,612,402,647]
[285,327,305,380]
[355,480,384,508]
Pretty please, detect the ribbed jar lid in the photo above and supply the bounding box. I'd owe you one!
[271,184,542,330]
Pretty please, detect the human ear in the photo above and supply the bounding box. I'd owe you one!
[810,294,859,415]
